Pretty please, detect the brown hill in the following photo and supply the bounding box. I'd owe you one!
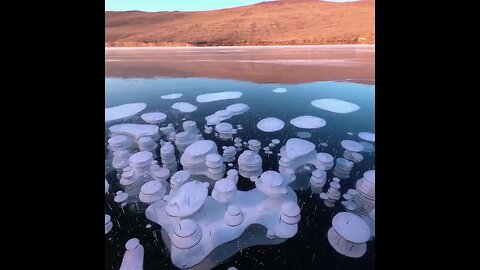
[105,0,374,47]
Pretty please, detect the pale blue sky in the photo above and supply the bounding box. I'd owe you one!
[105,0,270,12]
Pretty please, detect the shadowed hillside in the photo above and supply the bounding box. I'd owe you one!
[105,0,374,47]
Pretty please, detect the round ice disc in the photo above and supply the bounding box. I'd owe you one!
[215,122,233,132]
[341,140,364,152]
[141,181,162,195]
[248,139,261,147]
[330,182,341,189]
[319,193,329,200]
[129,151,153,166]
[125,238,140,250]
[215,110,232,118]
[174,219,197,238]
[108,135,129,147]
[358,132,375,142]
[214,178,236,192]
[206,153,222,163]
[290,115,326,129]
[348,189,359,196]
[363,170,375,183]
[257,117,285,132]
[105,214,111,225]
[260,171,283,187]
[227,205,241,216]
[114,192,128,203]
[332,212,371,244]
[141,112,167,124]
[227,169,238,176]
[317,152,334,163]
[281,202,300,217]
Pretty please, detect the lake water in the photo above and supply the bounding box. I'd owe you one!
[105,45,375,270]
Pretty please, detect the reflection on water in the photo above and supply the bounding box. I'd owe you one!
[105,46,375,270]
[105,45,374,84]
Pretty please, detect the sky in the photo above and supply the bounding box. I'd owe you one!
[105,0,270,12]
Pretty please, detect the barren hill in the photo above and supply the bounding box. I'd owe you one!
[105,0,374,47]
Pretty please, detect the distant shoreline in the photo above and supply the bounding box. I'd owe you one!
[105,44,375,50]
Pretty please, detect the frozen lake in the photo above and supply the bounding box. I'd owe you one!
[105,45,375,270]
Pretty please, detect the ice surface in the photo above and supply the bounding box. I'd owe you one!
[196,91,242,103]
[105,103,147,122]
[161,93,183,100]
[290,115,326,129]
[257,117,285,132]
[358,132,375,142]
[272,87,288,93]
[311,99,360,114]
[172,102,198,113]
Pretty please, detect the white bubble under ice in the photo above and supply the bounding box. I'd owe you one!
[257,117,285,132]
[105,103,147,122]
[172,102,198,113]
[161,93,183,100]
[141,112,167,124]
[358,132,375,142]
[272,87,288,93]
[290,115,326,129]
[311,99,360,114]
[196,91,243,103]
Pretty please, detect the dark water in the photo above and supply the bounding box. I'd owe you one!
[105,49,375,270]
